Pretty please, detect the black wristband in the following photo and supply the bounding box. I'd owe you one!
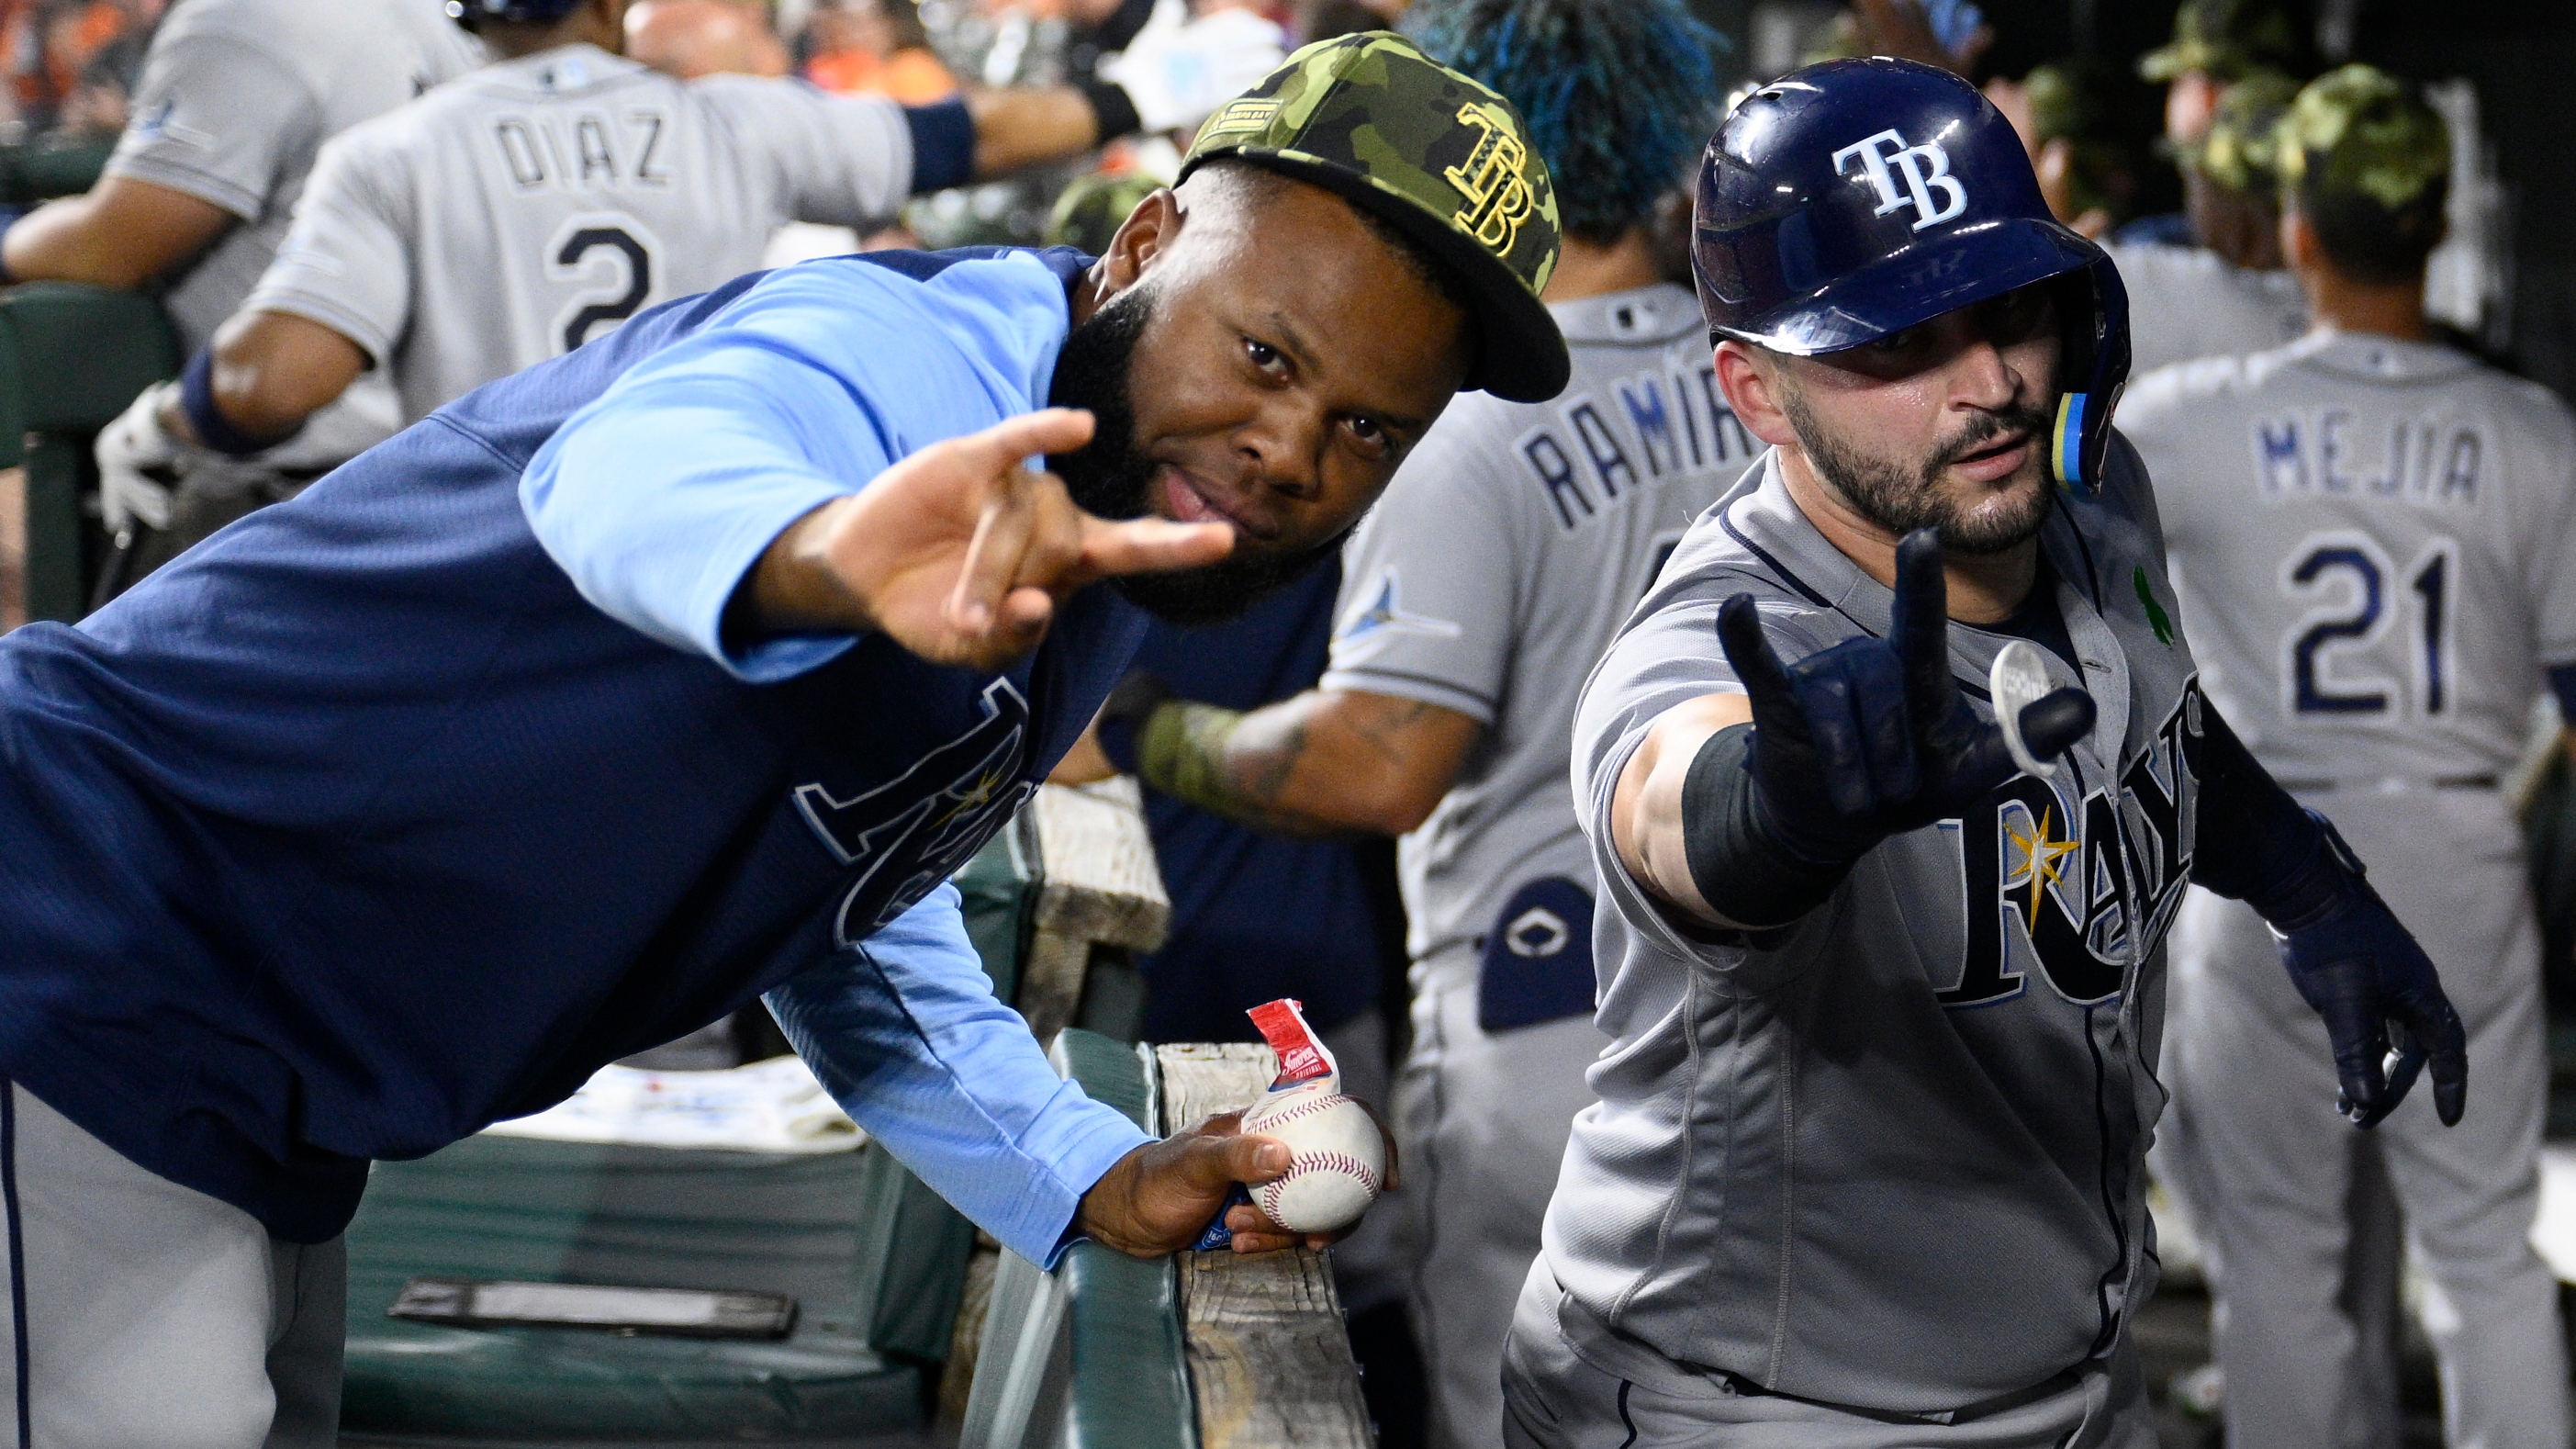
[1079,79,1143,143]
[1680,724,1860,929]
[180,349,282,458]
[2188,704,2338,927]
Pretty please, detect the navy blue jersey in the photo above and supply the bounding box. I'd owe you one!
[0,248,1142,1242]
[1119,563,1397,1043]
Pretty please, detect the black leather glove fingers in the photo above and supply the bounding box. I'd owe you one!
[1712,528,2098,865]
[2278,867,2470,1129]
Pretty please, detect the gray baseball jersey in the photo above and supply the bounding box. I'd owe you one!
[105,0,480,352]
[2109,242,2307,378]
[2127,332,2576,1449]
[1320,283,1756,972]
[1548,439,2203,1414]
[105,0,480,462]
[245,43,915,424]
[2122,331,2576,784]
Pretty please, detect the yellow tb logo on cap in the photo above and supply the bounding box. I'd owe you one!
[1445,102,1532,254]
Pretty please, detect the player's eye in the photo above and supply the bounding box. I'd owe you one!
[1244,338,1287,376]
[1345,415,1394,461]
[1983,287,2056,345]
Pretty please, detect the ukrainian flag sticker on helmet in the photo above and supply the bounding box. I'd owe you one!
[2053,391,2089,493]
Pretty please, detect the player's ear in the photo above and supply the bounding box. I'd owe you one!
[1714,341,1799,450]
[1095,188,1181,300]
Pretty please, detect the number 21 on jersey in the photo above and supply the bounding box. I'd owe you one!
[2279,529,2458,719]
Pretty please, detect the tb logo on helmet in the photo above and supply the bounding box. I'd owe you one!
[1831,129,1970,231]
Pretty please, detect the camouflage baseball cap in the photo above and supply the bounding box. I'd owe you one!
[1180,30,1569,403]
[2186,68,2301,193]
[2139,0,2309,83]
[2279,64,2449,210]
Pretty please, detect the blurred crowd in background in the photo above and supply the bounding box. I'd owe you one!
[0,1,2532,369]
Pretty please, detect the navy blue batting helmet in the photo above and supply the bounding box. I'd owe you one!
[1690,58,2131,494]
[444,0,585,27]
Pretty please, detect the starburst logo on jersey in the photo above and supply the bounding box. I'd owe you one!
[2005,804,2084,933]
[1939,682,2204,1009]
[1335,569,1462,650]
[1832,128,1972,231]
[1445,102,1535,255]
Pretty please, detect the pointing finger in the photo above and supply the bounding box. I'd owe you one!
[1888,529,1958,729]
[963,407,1095,473]
[1716,594,1799,724]
[1075,514,1236,581]
[946,464,1041,635]
[2018,689,2098,760]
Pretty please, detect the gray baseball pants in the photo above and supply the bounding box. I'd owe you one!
[2167,785,2569,1449]
[0,1083,345,1449]
[1502,1260,2156,1448]
[1397,945,1603,1449]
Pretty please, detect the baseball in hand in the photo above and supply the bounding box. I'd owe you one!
[1239,1082,1386,1233]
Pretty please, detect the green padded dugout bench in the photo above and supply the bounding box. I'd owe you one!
[0,137,110,204]
[340,781,1170,1443]
[0,279,179,622]
[339,1137,931,1445]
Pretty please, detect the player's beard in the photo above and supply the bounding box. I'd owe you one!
[1046,280,1350,626]
[1782,387,2059,556]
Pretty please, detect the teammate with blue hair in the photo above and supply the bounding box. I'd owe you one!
[1083,5,1731,1443]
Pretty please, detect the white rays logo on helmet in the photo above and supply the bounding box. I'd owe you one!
[1831,129,1971,230]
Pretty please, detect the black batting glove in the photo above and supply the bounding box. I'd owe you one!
[2262,818,2469,1129]
[1715,528,2098,868]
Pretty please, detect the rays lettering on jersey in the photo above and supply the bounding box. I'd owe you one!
[1940,680,2203,1008]
[1518,363,1757,532]
[2249,409,2482,506]
[794,679,1035,946]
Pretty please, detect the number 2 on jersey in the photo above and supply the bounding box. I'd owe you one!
[547,214,662,354]
[2279,532,2457,720]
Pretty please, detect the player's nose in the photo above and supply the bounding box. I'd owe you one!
[1231,398,1329,507]
[1943,336,2023,412]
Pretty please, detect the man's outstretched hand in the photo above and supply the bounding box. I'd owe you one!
[1716,528,2097,865]
[1078,1110,1398,1258]
[747,409,1234,673]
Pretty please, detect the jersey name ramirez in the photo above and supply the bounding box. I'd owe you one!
[794,679,1035,946]
[1940,680,2203,1008]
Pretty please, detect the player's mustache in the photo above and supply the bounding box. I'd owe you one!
[1928,402,2055,477]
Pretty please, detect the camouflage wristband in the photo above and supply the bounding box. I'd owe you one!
[1134,701,1249,817]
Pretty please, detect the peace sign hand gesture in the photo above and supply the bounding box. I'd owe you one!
[749,409,1235,674]
[1714,528,2098,866]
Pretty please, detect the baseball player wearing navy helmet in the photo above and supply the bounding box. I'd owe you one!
[1501,59,2468,1447]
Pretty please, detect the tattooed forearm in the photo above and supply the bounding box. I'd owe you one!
[1130,690,1478,839]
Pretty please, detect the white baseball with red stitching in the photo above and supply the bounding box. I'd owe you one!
[1240,1084,1384,1233]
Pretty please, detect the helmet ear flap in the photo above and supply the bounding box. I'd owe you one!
[2049,260,2131,496]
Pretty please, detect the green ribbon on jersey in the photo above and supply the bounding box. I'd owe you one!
[2134,567,2176,648]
